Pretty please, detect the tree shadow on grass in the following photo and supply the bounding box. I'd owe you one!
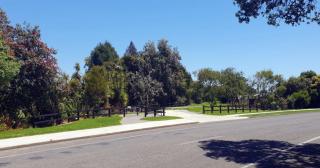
[199,139,320,168]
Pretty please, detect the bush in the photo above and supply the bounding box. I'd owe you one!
[288,90,311,109]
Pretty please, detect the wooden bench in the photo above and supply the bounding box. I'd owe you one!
[32,113,62,128]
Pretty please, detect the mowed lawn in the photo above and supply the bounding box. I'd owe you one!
[0,115,122,140]
[171,103,320,116]
[171,102,261,115]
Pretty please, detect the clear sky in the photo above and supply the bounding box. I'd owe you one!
[1,0,319,78]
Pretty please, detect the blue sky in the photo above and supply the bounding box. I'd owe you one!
[1,0,319,78]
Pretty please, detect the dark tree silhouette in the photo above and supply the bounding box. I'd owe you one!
[124,41,138,57]
[234,0,320,26]
[85,41,119,70]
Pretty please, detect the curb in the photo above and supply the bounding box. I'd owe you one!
[0,121,198,151]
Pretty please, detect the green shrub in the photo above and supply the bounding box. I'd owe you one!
[288,90,311,109]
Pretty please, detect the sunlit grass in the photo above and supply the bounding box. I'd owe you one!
[0,115,122,139]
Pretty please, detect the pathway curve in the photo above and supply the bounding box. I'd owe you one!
[166,110,247,123]
[121,114,146,125]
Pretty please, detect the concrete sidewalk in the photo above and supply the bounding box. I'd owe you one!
[0,119,196,150]
[0,110,248,150]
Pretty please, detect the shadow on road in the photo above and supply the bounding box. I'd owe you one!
[199,139,320,168]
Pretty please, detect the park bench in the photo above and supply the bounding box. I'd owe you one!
[32,113,62,128]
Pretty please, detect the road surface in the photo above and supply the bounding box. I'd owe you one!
[0,112,320,168]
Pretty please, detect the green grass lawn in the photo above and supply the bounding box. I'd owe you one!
[0,115,122,140]
[172,103,320,116]
[242,109,320,118]
[142,116,182,121]
[172,102,262,115]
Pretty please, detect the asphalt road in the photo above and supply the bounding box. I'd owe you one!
[1,112,320,168]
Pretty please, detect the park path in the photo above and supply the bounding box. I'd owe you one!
[121,113,146,125]
[0,110,247,150]
[166,110,247,123]
[121,110,248,125]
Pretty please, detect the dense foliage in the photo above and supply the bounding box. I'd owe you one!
[193,68,320,110]
[123,40,191,107]
[0,9,59,128]
[233,0,320,26]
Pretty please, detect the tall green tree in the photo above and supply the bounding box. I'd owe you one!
[85,41,128,108]
[127,72,163,106]
[122,41,141,73]
[251,70,283,105]
[85,41,119,70]
[220,68,248,103]
[104,62,128,107]
[124,40,191,106]
[124,41,138,57]
[146,39,191,106]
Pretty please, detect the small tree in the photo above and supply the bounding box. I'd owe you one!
[83,66,109,111]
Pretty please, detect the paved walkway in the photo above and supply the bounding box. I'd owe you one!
[121,113,146,124]
[166,110,247,123]
[0,110,247,150]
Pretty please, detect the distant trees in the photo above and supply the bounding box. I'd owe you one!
[220,68,248,104]
[195,68,221,104]
[193,67,320,110]
[194,68,248,105]
[281,71,320,109]
[250,70,283,106]
[233,0,320,26]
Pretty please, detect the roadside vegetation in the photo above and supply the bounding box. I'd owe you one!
[142,116,182,121]
[1,2,320,134]
[0,115,122,139]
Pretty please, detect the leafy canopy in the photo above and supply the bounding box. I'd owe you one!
[85,41,119,69]
[0,34,20,88]
[234,0,320,26]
